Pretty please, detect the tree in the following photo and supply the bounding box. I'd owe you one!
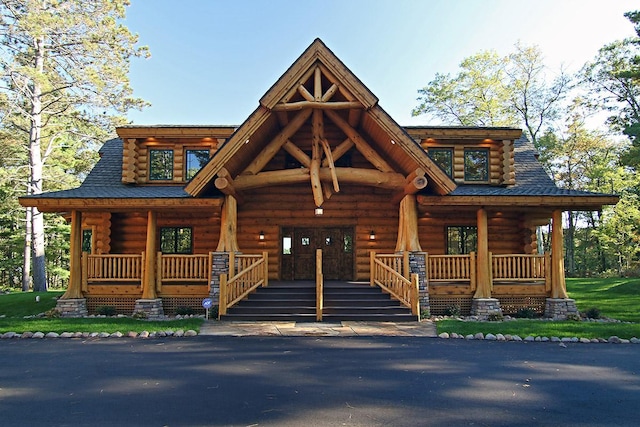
[581,10,640,170]
[0,0,148,291]
[413,44,569,151]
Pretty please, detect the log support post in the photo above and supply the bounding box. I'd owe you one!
[57,210,88,317]
[471,208,502,318]
[216,195,240,252]
[545,210,578,319]
[135,210,165,319]
[395,195,422,252]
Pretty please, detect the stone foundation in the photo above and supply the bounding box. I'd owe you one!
[56,298,88,318]
[134,298,165,320]
[544,298,579,320]
[210,252,232,306]
[471,298,503,318]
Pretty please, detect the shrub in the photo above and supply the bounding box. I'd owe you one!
[444,304,461,317]
[584,307,601,319]
[132,310,148,319]
[514,307,538,319]
[420,308,431,320]
[487,312,504,322]
[566,313,582,321]
[176,306,195,316]
[96,305,117,316]
[44,308,61,318]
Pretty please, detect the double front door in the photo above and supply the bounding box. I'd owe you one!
[281,227,354,281]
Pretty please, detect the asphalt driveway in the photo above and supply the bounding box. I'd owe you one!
[0,336,638,426]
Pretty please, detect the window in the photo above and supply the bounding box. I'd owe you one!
[82,229,92,253]
[446,226,477,254]
[185,149,210,180]
[464,149,489,182]
[428,148,453,177]
[282,236,292,255]
[160,227,192,254]
[149,149,174,181]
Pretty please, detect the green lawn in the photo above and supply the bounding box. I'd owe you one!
[0,291,204,334]
[436,277,640,339]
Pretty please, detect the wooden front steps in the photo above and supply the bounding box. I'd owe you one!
[220,281,418,322]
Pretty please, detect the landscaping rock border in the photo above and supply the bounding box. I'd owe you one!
[437,331,640,344]
[1,329,198,339]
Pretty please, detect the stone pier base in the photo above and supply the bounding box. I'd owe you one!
[545,298,579,320]
[134,298,165,320]
[56,298,88,318]
[471,298,503,319]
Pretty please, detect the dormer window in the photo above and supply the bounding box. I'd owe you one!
[185,149,210,180]
[464,149,489,182]
[428,148,453,177]
[149,149,174,181]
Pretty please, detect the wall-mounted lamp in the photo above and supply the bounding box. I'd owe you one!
[369,230,376,240]
[315,207,324,216]
[259,231,265,240]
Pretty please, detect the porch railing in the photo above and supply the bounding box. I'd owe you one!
[219,252,269,316]
[370,252,419,315]
[157,253,212,285]
[491,253,551,290]
[82,252,145,290]
[427,253,477,290]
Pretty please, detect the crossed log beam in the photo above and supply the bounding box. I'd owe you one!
[214,65,428,204]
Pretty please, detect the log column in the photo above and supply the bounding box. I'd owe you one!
[56,210,87,317]
[395,195,422,252]
[471,208,502,318]
[545,210,578,319]
[216,195,240,252]
[135,210,165,319]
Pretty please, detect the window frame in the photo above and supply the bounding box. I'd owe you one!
[463,148,489,182]
[149,149,174,181]
[446,226,478,255]
[427,148,454,177]
[159,227,193,254]
[184,148,210,181]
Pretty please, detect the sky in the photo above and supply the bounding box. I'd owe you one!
[124,0,639,127]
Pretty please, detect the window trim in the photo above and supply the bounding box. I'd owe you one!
[149,149,174,181]
[463,148,489,182]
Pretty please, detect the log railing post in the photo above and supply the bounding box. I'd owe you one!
[370,251,376,286]
[470,251,477,292]
[403,251,410,279]
[316,249,323,321]
[219,273,228,317]
[156,251,163,292]
[411,273,420,316]
[262,251,269,287]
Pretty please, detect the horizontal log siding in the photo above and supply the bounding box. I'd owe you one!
[419,212,536,255]
[237,185,398,280]
[110,212,220,255]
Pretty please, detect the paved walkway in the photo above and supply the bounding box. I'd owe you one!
[199,320,437,337]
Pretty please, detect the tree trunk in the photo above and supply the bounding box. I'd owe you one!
[565,210,575,277]
[22,206,32,291]
[28,35,47,292]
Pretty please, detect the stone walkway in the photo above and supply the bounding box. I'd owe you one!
[199,320,437,337]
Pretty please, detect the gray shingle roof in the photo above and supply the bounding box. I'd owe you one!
[450,136,615,197]
[23,138,192,200]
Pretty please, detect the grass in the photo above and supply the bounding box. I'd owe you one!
[0,290,204,334]
[436,277,640,339]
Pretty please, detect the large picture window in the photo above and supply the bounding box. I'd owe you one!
[149,149,174,181]
[160,227,193,254]
[185,149,210,180]
[446,226,477,255]
[428,148,453,177]
[464,149,489,182]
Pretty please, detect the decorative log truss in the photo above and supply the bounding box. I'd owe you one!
[213,65,427,208]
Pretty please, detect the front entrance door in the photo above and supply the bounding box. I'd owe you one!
[281,227,354,281]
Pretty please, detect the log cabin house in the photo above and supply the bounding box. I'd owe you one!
[20,39,618,320]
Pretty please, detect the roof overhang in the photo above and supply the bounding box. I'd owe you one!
[18,196,223,213]
[417,194,620,211]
